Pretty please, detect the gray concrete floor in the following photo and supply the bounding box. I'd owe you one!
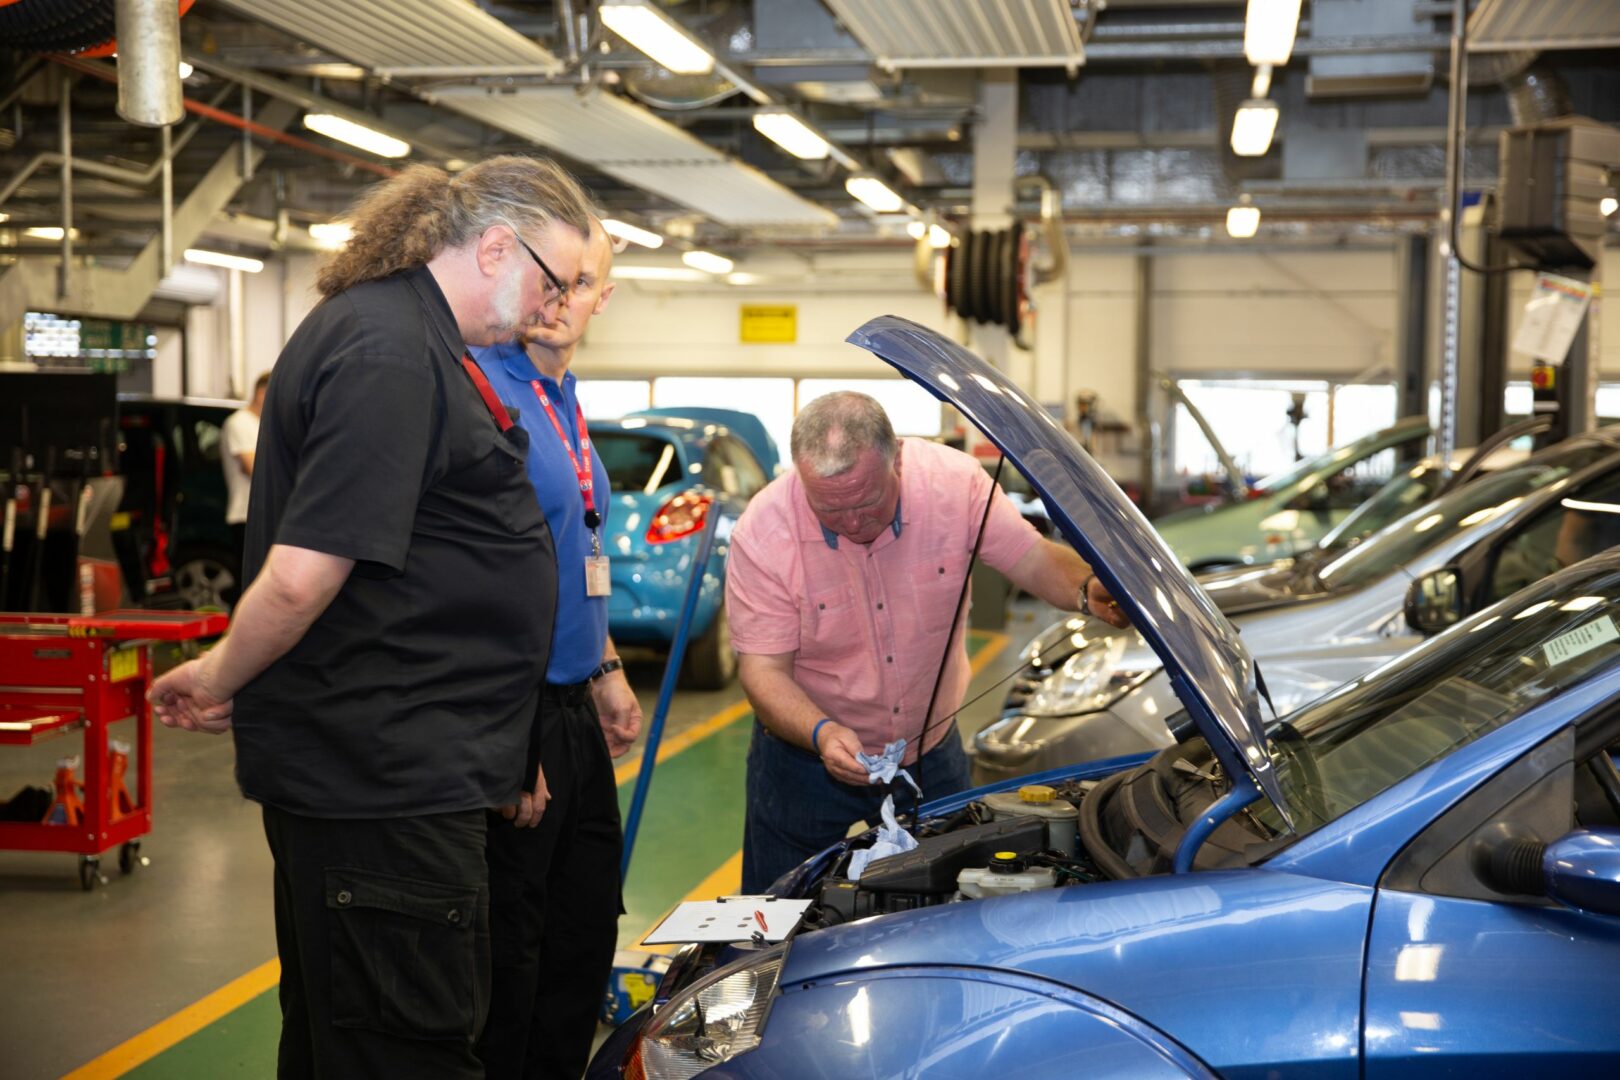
[0,601,1049,1079]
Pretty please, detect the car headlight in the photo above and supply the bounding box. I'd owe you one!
[627,947,785,1079]
[1021,635,1155,717]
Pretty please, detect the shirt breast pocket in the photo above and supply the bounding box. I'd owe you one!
[802,583,856,648]
[909,558,964,628]
[460,426,544,535]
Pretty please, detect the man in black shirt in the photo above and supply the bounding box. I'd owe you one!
[150,156,593,1077]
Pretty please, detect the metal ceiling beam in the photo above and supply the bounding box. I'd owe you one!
[0,100,297,326]
[181,52,470,164]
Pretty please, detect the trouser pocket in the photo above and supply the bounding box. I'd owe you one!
[326,866,482,1040]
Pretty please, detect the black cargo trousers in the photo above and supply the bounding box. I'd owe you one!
[480,681,624,1080]
[261,805,491,1078]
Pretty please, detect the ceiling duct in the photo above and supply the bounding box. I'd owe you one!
[1306,0,1434,97]
[821,0,1085,70]
[1468,0,1620,52]
[433,85,839,228]
[212,0,564,76]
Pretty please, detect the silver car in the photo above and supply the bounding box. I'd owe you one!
[973,431,1620,782]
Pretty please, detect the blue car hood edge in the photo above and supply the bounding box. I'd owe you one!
[846,315,1292,828]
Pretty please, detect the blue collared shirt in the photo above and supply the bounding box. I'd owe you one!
[470,341,609,685]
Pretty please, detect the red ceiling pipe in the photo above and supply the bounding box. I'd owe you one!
[49,53,400,179]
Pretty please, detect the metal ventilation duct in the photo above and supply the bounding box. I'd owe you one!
[822,0,1085,70]
[214,0,563,74]
[1468,0,1620,51]
[434,87,838,227]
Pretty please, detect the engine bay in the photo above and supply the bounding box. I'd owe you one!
[798,740,1287,928]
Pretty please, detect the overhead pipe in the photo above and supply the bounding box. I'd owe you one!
[114,0,184,127]
[1015,174,1068,286]
[58,72,71,300]
[51,55,398,178]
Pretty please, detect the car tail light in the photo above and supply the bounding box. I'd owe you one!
[646,491,713,545]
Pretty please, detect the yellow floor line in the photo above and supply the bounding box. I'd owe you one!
[60,958,281,1080]
[614,698,752,786]
[630,849,746,955]
[967,629,1010,678]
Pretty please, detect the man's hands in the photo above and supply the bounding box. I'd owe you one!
[149,654,234,734]
[1084,575,1131,629]
[591,667,642,758]
[816,721,871,786]
[501,762,550,828]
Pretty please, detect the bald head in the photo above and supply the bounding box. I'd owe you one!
[521,216,618,358]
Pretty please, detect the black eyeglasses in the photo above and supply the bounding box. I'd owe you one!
[510,229,569,304]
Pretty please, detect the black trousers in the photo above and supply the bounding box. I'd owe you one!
[261,804,490,1079]
[480,683,624,1080]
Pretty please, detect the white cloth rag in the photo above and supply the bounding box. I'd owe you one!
[856,739,921,798]
[846,794,918,881]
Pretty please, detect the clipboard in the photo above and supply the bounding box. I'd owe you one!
[641,895,813,945]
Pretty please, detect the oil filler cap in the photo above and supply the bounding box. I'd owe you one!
[1018,784,1056,804]
[989,851,1026,874]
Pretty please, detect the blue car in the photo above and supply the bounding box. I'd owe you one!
[589,318,1620,1079]
[591,409,777,688]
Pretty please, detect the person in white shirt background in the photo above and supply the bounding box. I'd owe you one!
[222,370,270,559]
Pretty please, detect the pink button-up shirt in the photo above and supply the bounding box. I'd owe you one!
[726,438,1041,764]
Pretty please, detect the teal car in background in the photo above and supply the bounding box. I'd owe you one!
[1154,414,1432,570]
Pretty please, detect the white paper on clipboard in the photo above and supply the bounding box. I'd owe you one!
[1512,273,1593,362]
[641,896,813,945]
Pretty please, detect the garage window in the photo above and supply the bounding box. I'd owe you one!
[798,379,944,437]
[577,380,651,420]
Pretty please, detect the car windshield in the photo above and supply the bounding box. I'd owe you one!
[1255,556,1620,837]
[1314,442,1615,593]
[594,431,680,494]
[1315,460,1448,557]
[1251,423,1418,496]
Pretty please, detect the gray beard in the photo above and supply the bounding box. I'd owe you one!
[488,264,527,341]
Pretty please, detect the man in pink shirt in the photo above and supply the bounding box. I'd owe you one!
[726,392,1127,891]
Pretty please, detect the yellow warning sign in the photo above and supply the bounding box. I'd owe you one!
[740,305,797,344]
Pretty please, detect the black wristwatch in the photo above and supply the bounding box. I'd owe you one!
[591,658,624,682]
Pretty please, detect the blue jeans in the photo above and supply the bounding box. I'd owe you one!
[741,722,971,894]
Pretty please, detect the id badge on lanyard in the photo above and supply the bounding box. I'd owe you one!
[532,381,612,596]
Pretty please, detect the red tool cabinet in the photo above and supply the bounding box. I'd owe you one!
[0,610,228,889]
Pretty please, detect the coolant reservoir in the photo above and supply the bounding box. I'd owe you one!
[958,851,1058,899]
[981,785,1078,855]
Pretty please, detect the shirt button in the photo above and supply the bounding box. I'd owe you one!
[938,567,946,574]
[893,706,900,714]
[447,908,462,925]
[876,602,884,610]
[336,890,352,906]
[886,656,893,663]
[818,602,826,610]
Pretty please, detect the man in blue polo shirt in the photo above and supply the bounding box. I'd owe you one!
[470,219,641,1079]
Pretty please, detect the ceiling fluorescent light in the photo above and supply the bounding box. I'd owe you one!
[1245,0,1303,66]
[1603,196,1618,217]
[178,61,194,79]
[726,271,766,285]
[845,175,903,213]
[613,265,710,282]
[1231,99,1280,156]
[602,218,665,249]
[599,1,715,75]
[752,112,831,160]
[1226,203,1261,239]
[906,221,927,240]
[303,113,410,159]
[928,224,952,248]
[185,248,265,273]
[23,226,79,240]
[308,222,353,248]
[682,250,734,274]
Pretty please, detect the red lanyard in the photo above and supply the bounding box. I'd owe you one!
[530,381,599,528]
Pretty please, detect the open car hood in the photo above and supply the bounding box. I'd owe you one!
[848,315,1291,826]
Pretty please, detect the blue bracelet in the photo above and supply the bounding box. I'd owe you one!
[810,718,832,754]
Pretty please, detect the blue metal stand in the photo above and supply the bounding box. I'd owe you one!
[619,508,722,882]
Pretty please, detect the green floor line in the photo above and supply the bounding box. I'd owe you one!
[107,630,999,1077]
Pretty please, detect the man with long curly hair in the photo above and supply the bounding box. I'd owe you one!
[150,155,592,1076]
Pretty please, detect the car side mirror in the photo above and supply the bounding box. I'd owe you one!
[1480,828,1620,917]
[1405,567,1462,635]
